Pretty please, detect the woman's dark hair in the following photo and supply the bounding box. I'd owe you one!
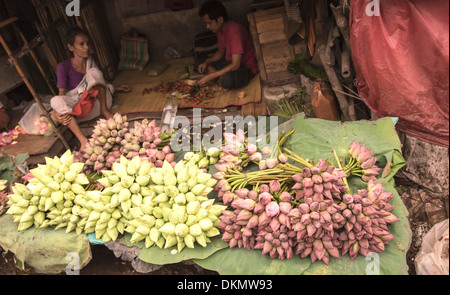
[199,0,229,22]
[66,26,89,46]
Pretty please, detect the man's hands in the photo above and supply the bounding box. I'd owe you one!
[198,61,209,74]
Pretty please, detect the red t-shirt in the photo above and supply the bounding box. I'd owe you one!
[217,21,259,75]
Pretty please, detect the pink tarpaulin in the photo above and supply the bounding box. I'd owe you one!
[350,0,449,147]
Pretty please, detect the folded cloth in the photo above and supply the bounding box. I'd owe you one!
[69,86,99,119]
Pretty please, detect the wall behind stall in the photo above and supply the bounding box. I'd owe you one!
[102,0,253,63]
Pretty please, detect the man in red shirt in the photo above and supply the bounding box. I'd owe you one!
[196,0,259,91]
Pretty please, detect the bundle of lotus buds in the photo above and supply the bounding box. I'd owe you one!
[77,114,174,174]
[336,180,398,260]
[94,155,225,252]
[290,159,348,201]
[219,182,298,261]
[6,150,90,232]
[183,146,222,169]
[344,141,382,182]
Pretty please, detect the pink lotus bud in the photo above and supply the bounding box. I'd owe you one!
[343,194,354,204]
[153,137,163,145]
[253,203,265,215]
[361,157,377,169]
[301,213,311,225]
[314,195,326,206]
[352,204,362,215]
[249,152,262,162]
[292,182,303,190]
[306,223,316,237]
[269,180,281,192]
[237,209,253,221]
[348,141,360,157]
[234,188,249,199]
[361,198,373,207]
[342,209,353,219]
[304,189,314,200]
[266,202,280,217]
[214,163,228,172]
[279,202,292,215]
[298,203,310,214]
[262,241,273,255]
[292,174,303,183]
[313,184,324,194]
[320,211,332,223]
[247,190,258,200]
[357,148,373,164]
[312,174,323,184]
[382,213,399,224]
[302,168,312,178]
[260,184,270,193]
[383,203,395,212]
[241,199,257,211]
[279,192,293,202]
[295,190,304,200]
[213,172,225,180]
[261,146,271,155]
[246,215,259,229]
[379,192,394,202]
[259,160,267,170]
[258,212,271,227]
[258,192,273,205]
[245,143,257,155]
[363,167,381,177]
[310,201,320,212]
[310,166,321,175]
[310,211,320,220]
[288,208,301,218]
[222,191,235,205]
[162,145,171,155]
[321,172,337,183]
[302,178,314,188]
[269,218,281,232]
[155,150,165,160]
[278,153,289,163]
[165,153,175,162]
[332,213,345,223]
[266,158,279,169]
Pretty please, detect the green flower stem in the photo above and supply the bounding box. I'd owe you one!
[332,149,352,195]
[282,148,313,168]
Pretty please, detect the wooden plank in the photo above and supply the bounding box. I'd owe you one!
[259,30,286,44]
[266,71,298,84]
[261,42,292,73]
[253,6,285,23]
[247,12,268,81]
[256,17,284,34]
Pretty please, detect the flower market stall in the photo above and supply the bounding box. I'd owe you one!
[0,113,412,275]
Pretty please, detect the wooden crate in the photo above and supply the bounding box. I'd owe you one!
[248,6,301,86]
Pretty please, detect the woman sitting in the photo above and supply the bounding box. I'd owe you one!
[51,27,131,152]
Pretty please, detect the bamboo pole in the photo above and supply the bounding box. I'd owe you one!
[13,23,56,96]
[0,19,70,150]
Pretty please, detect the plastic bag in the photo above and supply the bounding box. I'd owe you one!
[18,102,58,136]
[350,0,449,147]
[415,219,449,275]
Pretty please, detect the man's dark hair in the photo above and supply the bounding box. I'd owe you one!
[199,0,229,22]
[66,26,89,46]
